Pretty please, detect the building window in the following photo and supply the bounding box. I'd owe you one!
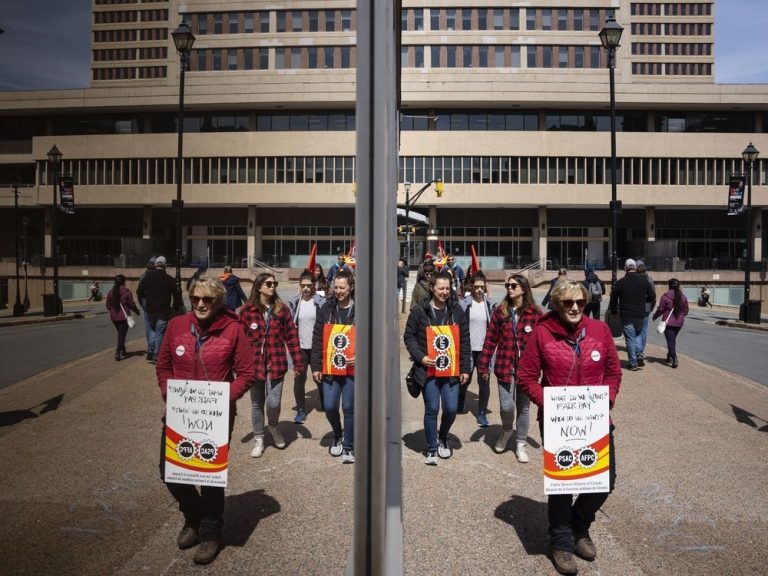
[479,46,488,68]
[414,9,423,31]
[260,12,269,33]
[494,9,503,30]
[324,47,334,68]
[325,10,335,31]
[573,9,583,31]
[542,9,552,30]
[212,49,221,70]
[462,8,471,31]
[341,10,351,31]
[277,11,286,32]
[228,49,237,70]
[309,10,318,32]
[341,46,351,68]
[414,46,424,67]
[430,9,439,30]
[511,46,521,67]
[259,49,268,70]
[526,9,536,30]
[446,9,455,30]
[292,11,303,32]
[229,12,239,34]
[291,47,301,69]
[527,46,536,68]
[213,13,223,34]
[308,47,318,69]
[275,48,285,69]
[244,12,254,33]
[197,15,208,35]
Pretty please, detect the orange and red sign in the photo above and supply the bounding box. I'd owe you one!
[426,325,459,377]
[322,324,355,376]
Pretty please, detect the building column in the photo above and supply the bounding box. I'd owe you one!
[645,206,656,242]
[427,206,438,256]
[247,205,261,264]
[753,207,763,262]
[536,206,548,268]
[142,205,152,240]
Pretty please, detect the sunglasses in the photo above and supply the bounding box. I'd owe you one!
[190,295,215,306]
[561,299,587,309]
[300,283,313,289]
[473,284,486,290]
[263,280,279,288]
[504,282,520,290]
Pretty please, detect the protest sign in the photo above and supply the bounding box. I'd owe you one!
[164,379,230,487]
[426,325,460,377]
[543,386,610,495]
[322,324,355,376]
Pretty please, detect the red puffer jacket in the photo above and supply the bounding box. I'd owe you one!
[156,310,256,402]
[517,312,621,414]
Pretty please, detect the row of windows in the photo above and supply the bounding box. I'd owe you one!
[92,28,167,42]
[93,47,167,62]
[37,156,768,188]
[632,62,712,76]
[92,66,167,80]
[95,0,163,4]
[631,22,711,35]
[631,2,712,16]
[189,46,355,72]
[190,10,354,35]
[93,9,167,24]
[631,42,712,56]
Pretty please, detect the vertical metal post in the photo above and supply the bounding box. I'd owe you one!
[13,182,25,316]
[51,162,60,310]
[174,52,187,295]
[608,48,619,288]
[744,160,753,306]
[352,0,402,574]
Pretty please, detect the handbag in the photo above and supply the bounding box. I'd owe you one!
[656,309,673,334]
[405,365,421,398]
[120,303,136,328]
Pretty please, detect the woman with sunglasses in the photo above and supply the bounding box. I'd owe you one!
[404,270,471,465]
[516,279,621,575]
[156,275,256,565]
[477,274,541,461]
[239,273,303,458]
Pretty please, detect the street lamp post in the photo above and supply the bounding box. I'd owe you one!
[741,142,760,323]
[401,178,443,268]
[47,145,62,315]
[599,15,624,288]
[171,20,195,295]
[22,216,30,311]
[12,180,24,316]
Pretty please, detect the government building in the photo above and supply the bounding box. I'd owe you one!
[0,0,766,288]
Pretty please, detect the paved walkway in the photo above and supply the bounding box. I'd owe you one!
[1,308,767,575]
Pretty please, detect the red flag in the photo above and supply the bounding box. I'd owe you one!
[468,244,481,277]
[306,242,317,273]
[344,241,357,269]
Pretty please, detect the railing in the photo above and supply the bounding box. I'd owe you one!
[241,256,280,272]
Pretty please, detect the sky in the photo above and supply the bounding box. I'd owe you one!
[0,0,766,90]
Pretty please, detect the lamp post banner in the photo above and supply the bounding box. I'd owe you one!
[727,175,745,216]
[59,175,75,214]
[543,386,610,495]
[164,379,230,488]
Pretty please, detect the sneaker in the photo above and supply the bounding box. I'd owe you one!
[250,437,264,458]
[176,523,198,549]
[329,437,343,457]
[268,425,286,449]
[294,408,306,424]
[515,443,530,463]
[437,439,452,459]
[341,448,355,463]
[424,451,438,465]
[146,352,154,362]
[476,410,489,428]
[636,357,645,367]
[193,540,221,565]
[574,534,597,561]
[494,429,513,454]
[628,364,640,372]
[552,549,578,575]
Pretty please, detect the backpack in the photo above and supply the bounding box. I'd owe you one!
[589,280,602,302]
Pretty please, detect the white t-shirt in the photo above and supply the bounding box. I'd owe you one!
[297,298,316,350]
[469,301,488,352]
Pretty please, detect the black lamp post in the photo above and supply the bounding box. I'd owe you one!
[599,15,623,288]
[171,19,195,294]
[47,144,62,315]
[22,215,30,311]
[402,178,443,268]
[741,142,760,323]
[12,180,24,316]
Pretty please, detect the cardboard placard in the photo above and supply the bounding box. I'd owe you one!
[426,325,460,377]
[322,324,355,376]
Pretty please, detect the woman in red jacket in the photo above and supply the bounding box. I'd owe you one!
[517,279,621,576]
[477,274,542,461]
[239,273,303,458]
[156,275,256,565]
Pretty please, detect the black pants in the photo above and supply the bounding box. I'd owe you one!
[293,348,323,409]
[112,320,128,355]
[584,301,601,320]
[159,412,236,542]
[539,420,616,551]
[460,350,490,413]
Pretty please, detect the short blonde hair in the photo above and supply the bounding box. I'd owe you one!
[191,275,225,303]
[550,279,588,308]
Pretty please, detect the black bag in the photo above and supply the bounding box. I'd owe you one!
[405,366,421,398]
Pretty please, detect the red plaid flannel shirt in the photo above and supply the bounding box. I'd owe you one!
[239,302,304,381]
[477,305,541,382]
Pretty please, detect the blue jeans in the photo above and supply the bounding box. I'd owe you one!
[621,318,645,367]
[638,315,650,357]
[143,313,152,353]
[146,314,169,357]
[422,377,459,452]
[323,376,354,450]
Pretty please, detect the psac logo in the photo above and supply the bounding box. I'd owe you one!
[176,438,219,462]
[554,445,598,470]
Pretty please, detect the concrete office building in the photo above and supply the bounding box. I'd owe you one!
[0,0,766,275]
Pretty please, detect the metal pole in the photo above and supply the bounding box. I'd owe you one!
[405,187,411,272]
[13,182,24,316]
[51,162,60,312]
[609,48,619,288]
[744,160,753,308]
[174,52,187,295]
[22,216,30,310]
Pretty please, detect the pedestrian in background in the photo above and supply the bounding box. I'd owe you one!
[220,265,247,311]
[653,278,689,368]
[410,263,434,311]
[517,279,621,575]
[239,273,303,458]
[444,255,465,294]
[397,258,408,304]
[608,259,656,371]
[477,274,541,461]
[137,255,182,363]
[582,269,605,320]
[105,274,139,361]
[88,280,101,302]
[156,275,256,565]
[311,263,328,297]
[635,260,656,365]
[700,285,713,307]
[542,268,568,311]
[139,257,156,354]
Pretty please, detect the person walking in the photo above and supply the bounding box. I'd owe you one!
[312,269,357,463]
[517,279,622,575]
[700,285,713,307]
[542,268,568,311]
[608,259,656,371]
[219,265,247,311]
[404,271,471,465]
[459,270,495,423]
[311,263,329,297]
[409,263,434,311]
[635,260,656,365]
[477,274,542,461]
[326,254,350,285]
[653,278,689,368]
[397,258,408,305]
[88,280,101,302]
[582,269,605,320]
[105,274,140,361]
[156,275,256,565]
[287,270,326,423]
[444,255,465,293]
[239,273,303,458]
[136,255,182,363]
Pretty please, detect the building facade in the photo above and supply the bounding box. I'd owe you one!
[0,0,766,272]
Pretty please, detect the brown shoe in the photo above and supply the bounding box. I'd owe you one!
[193,540,221,565]
[552,549,578,575]
[176,524,198,550]
[575,534,597,560]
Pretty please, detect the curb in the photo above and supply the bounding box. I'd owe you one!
[715,319,768,332]
[0,313,85,328]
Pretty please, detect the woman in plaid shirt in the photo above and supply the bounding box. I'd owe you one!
[239,273,303,458]
[477,274,542,462]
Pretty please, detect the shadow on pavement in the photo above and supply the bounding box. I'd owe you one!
[494,495,550,556]
[402,430,464,454]
[0,393,64,427]
[223,488,280,547]
[731,405,768,433]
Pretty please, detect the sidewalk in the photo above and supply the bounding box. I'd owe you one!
[1,318,767,575]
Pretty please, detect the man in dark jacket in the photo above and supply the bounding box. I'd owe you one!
[582,268,605,320]
[219,265,247,311]
[137,255,182,362]
[608,259,656,371]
